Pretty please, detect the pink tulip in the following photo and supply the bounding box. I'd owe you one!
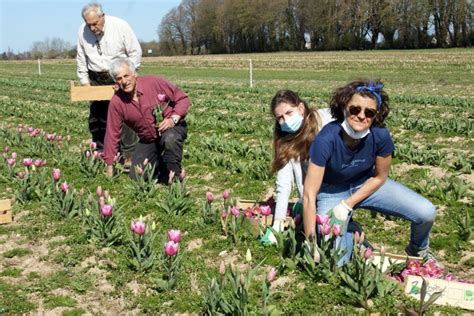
[143,158,149,166]
[364,247,373,259]
[27,127,34,133]
[354,231,360,243]
[98,196,105,207]
[93,151,99,158]
[46,134,55,141]
[222,190,229,200]
[3,146,9,153]
[34,159,42,168]
[100,204,113,217]
[85,150,91,158]
[52,168,61,181]
[17,125,23,132]
[136,166,143,177]
[267,267,277,282]
[167,229,182,243]
[23,158,32,167]
[320,224,331,235]
[332,224,342,236]
[260,205,271,216]
[90,142,97,150]
[444,273,455,281]
[206,191,214,202]
[60,182,69,193]
[219,261,225,275]
[11,152,17,159]
[157,93,167,103]
[180,168,186,179]
[316,214,330,225]
[221,210,228,219]
[164,240,179,256]
[6,159,15,167]
[96,186,102,197]
[131,220,146,235]
[294,214,302,226]
[17,171,25,179]
[231,206,240,217]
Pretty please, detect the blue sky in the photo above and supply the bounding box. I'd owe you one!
[0,0,180,53]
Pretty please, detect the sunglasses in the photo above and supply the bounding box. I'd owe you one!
[348,106,377,119]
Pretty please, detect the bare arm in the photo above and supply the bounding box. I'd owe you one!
[303,162,325,238]
[344,155,392,208]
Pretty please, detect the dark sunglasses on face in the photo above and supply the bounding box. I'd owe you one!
[348,105,377,118]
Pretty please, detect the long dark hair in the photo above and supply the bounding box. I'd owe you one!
[329,79,390,127]
[270,90,321,173]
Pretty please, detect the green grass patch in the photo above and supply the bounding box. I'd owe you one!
[44,295,77,309]
[3,247,33,258]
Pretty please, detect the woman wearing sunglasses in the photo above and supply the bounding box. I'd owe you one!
[302,79,437,264]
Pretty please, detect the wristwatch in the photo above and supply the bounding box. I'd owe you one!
[171,116,179,125]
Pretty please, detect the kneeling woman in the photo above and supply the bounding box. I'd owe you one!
[302,80,437,263]
[261,90,332,244]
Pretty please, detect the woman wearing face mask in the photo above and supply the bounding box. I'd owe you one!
[303,79,437,264]
[260,90,333,245]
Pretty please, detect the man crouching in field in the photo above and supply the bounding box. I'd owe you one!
[102,58,190,183]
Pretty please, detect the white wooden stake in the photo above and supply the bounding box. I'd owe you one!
[38,59,41,76]
[249,59,253,88]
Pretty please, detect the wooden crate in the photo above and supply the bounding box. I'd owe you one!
[0,199,12,224]
[405,275,474,310]
[70,81,114,101]
[372,252,422,272]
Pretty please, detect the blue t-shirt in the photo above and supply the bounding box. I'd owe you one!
[309,121,395,185]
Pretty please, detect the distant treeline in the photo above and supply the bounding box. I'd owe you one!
[158,0,473,55]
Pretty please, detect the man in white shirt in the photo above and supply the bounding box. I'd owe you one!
[76,2,142,168]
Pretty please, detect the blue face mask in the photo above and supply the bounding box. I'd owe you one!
[280,113,303,133]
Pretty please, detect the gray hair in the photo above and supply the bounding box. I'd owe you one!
[82,2,104,18]
[109,58,137,81]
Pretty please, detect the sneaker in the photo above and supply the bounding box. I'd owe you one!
[405,245,444,268]
[123,158,132,173]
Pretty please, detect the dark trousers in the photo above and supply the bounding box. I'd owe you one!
[88,70,137,158]
[130,122,187,183]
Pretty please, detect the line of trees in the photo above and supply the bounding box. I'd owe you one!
[157,0,474,55]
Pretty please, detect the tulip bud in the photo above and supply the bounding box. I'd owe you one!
[313,248,321,263]
[267,267,276,282]
[96,186,102,197]
[17,171,25,179]
[60,182,69,193]
[222,189,229,200]
[23,158,32,167]
[103,190,109,199]
[260,205,271,216]
[85,150,91,158]
[364,247,372,259]
[294,214,302,226]
[90,141,97,150]
[98,196,105,207]
[157,93,166,103]
[180,168,186,179]
[320,224,331,235]
[11,152,17,159]
[143,158,149,166]
[245,249,252,263]
[354,231,360,244]
[231,206,239,217]
[167,229,182,243]
[316,214,330,225]
[56,135,62,141]
[164,240,179,257]
[52,168,61,182]
[332,224,342,236]
[151,221,156,231]
[84,208,91,216]
[3,146,9,153]
[221,210,227,219]
[240,274,245,286]
[136,166,143,177]
[131,220,146,235]
[206,191,214,202]
[6,159,15,167]
[219,261,226,275]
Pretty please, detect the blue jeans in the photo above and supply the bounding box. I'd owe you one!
[317,178,437,264]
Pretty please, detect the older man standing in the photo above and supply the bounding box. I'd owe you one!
[103,58,190,183]
[76,2,141,168]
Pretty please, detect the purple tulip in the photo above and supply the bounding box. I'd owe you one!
[260,205,271,216]
[164,240,179,256]
[267,267,277,282]
[6,159,15,167]
[222,189,229,200]
[33,159,42,168]
[52,168,61,181]
[320,224,331,235]
[316,214,330,225]
[23,158,33,167]
[157,93,167,103]
[100,204,113,217]
[131,220,146,235]
[231,206,240,217]
[332,224,342,236]
[167,229,182,243]
[206,191,214,202]
[60,182,69,193]
[294,214,302,226]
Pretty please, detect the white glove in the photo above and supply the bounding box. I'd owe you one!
[332,200,352,221]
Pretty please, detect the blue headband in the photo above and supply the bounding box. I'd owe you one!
[355,81,384,109]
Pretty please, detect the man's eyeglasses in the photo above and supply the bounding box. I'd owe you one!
[348,105,377,119]
[95,40,102,56]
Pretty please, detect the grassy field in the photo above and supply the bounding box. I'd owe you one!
[0,49,473,314]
